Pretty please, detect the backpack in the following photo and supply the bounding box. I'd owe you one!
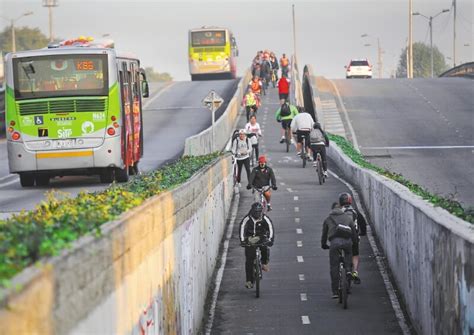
[280,103,291,117]
[310,128,325,143]
[343,206,359,232]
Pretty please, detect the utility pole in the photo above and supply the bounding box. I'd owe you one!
[0,12,34,52]
[292,4,297,60]
[408,0,413,78]
[453,0,457,67]
[42,0,58,43]
[377,38,383,78]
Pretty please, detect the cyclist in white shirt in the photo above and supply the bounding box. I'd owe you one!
[290,108,315,158]
[245,114,262,163]
[231,129,252,187]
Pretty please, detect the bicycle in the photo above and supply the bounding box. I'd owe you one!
[271,70,278,88]
[246,133,258,167]
[252,185,271,213]
[315,152,326,185]
[284,127,291,153]
[338,249,352,309]
[232,155,238,187]
[241,239,271,298]
[299,129,311,168]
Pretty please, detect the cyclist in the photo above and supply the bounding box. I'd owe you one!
[245,114,262,162]
[321,202,357,299]
[261,58,272,90]
[339,193,367,285]
[249,76,262,96]
[231,129,252,187]
[270,53,279,87]
[277,74,290,101]
[239,202,275,289]
[247,155,277,211]
[275,100,299,144]
[242,91,258,122]
[310,122,330,177]
[280,53,290,77]
[290,108,314,159]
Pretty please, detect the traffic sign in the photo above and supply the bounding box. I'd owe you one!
[203,90,224,111]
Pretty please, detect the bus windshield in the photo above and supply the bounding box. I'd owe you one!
[191,31,226,47]
[13,54,108,100]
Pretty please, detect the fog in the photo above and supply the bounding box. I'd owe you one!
[1,0,472,80]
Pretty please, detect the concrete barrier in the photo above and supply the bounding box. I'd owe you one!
[290,55,304,107]
[327,143,473,335]
[184,71,252,156]
[0,155,234,334]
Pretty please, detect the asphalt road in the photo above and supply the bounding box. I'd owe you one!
[330,78,474,207]
[0,79,238,217]
[209,88,403,334]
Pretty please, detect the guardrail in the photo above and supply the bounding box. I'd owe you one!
[184,70,252,156]
[439,62,474,78]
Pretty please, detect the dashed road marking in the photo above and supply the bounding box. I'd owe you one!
[297,256,304,263]
[296,228,303,234]
[300,293,308,301]
[287,188,293,193]
[294,207,299,212]
[297,240,303,247]
[299,274,305,281]
[280,182,286,186]
[301,316,311,325]
[294,196,299,201]
[295,218,300,223]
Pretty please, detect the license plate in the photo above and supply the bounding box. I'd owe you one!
[53,139,76,149]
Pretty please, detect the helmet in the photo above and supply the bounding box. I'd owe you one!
[239,129,246,134]
[339,193,353,206]
[250,202,263,219]
[258,155,266,164]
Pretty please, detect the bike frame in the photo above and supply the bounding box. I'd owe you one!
[253,186,270,213]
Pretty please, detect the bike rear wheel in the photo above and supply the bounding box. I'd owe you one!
[254,258,261,298]
[341,267,348,309]
[316,157,323,185]
[302,140,307,168]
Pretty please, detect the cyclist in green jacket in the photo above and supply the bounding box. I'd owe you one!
[275,101,299,144]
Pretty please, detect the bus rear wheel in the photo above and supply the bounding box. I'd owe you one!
[100,168,114,184]
[129,163,139,176]
[35,174,50,186]
[19,173,35,187]
[115,167,129,183]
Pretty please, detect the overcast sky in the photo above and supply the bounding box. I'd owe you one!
[1,0,472,80]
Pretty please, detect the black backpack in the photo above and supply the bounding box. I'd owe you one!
[280,103,291,117]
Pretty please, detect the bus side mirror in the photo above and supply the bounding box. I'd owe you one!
[142,81,149,98]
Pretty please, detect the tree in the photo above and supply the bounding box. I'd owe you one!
[144,67,173,82]
[0,26,49,53]
[396,42,448,78]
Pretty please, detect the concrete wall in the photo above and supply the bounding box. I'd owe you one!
[0,155,234,335]
[328,143,473,335]
[184,70,251,156]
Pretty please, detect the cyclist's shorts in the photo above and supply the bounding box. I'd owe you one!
[352,240,359,256]
[296,130,311,144]
[279,93,289,100]
[281,119,292,130]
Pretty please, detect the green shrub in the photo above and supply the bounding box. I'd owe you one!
[328,134,473,224]
[0,153,220,284]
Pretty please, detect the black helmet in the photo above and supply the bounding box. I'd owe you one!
[339,193,353,206]
[250,202,263,219]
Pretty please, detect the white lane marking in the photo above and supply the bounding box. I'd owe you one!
[148,106,204,110]
[295,218,300,223]
[0,174,17,183]
[361,145,474,150]
[280,182,286,186]
[328,169,411,335]
[204,189,240,334]
[287,188,293,193]
[294,207,299,212]
[300,293,308,301]
[294,196,299,201]
[0,178,20,188]
[297,256,304,263]
[296,228,303,234]
[297,241,303,247]
[143,82,176,109]
[328,79,360,151]
[301,316,311,325]
[299,274,305,281]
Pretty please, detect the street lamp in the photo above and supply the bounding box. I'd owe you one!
[42,0,59,43]
[413,9,450,78]
[0,11,34,52]
[361,33,384,78]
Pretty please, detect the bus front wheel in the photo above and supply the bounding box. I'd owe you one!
[100,168,114,184]
[115,167,129,183]
[35,174,50,186]
[19,173,35,187]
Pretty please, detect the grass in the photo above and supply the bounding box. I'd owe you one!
[0,153,220,285]
[328,133,474,224]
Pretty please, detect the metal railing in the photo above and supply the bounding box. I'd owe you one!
[439,62,474,78]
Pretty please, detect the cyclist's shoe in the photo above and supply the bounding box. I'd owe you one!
[331,292,339,299]
[323,171,328,178]
[352,271,361,284]
[237,182,241,188]
[290,138,295,144]
[307,155,313,161]
[245,281,254,289]
[296,151,302,156]
[279,136,285,144]
[267,204,272,212]
[313,162,318,167]
[262,264,270,272]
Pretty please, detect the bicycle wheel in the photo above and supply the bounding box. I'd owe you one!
[255,259,261,298]
[233,163,238,187]
[302,140,307,168]
[338,263,343,304]
[317,158,323,185]
[341,268,348,309]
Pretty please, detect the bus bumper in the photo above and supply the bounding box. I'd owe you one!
[8,136,124,174]
[189,61,231,74]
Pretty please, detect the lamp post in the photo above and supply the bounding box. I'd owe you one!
[0,11,34,52]
[42,0,59,43]
[361,34,384,78]
[413,9,450,78]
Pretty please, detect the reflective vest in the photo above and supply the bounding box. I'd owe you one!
[280,57,289,67]
[246,93,256,106]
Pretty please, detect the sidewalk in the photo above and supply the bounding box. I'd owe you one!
[208,87,403,334]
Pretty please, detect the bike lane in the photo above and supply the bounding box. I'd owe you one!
[208,88,404,334]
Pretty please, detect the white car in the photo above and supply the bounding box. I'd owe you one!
[345,59,372,79]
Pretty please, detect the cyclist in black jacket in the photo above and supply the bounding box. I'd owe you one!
[339,193,367,284]
[247,155,277,211]
[239,203,275,289]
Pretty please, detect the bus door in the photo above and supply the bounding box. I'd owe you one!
[130,61,141,163]
[119,61,133,167]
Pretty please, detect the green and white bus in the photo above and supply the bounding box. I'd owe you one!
[188,27,238,81]
[4,37,149,187]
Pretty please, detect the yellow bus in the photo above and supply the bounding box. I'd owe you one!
[188,27,238,80]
